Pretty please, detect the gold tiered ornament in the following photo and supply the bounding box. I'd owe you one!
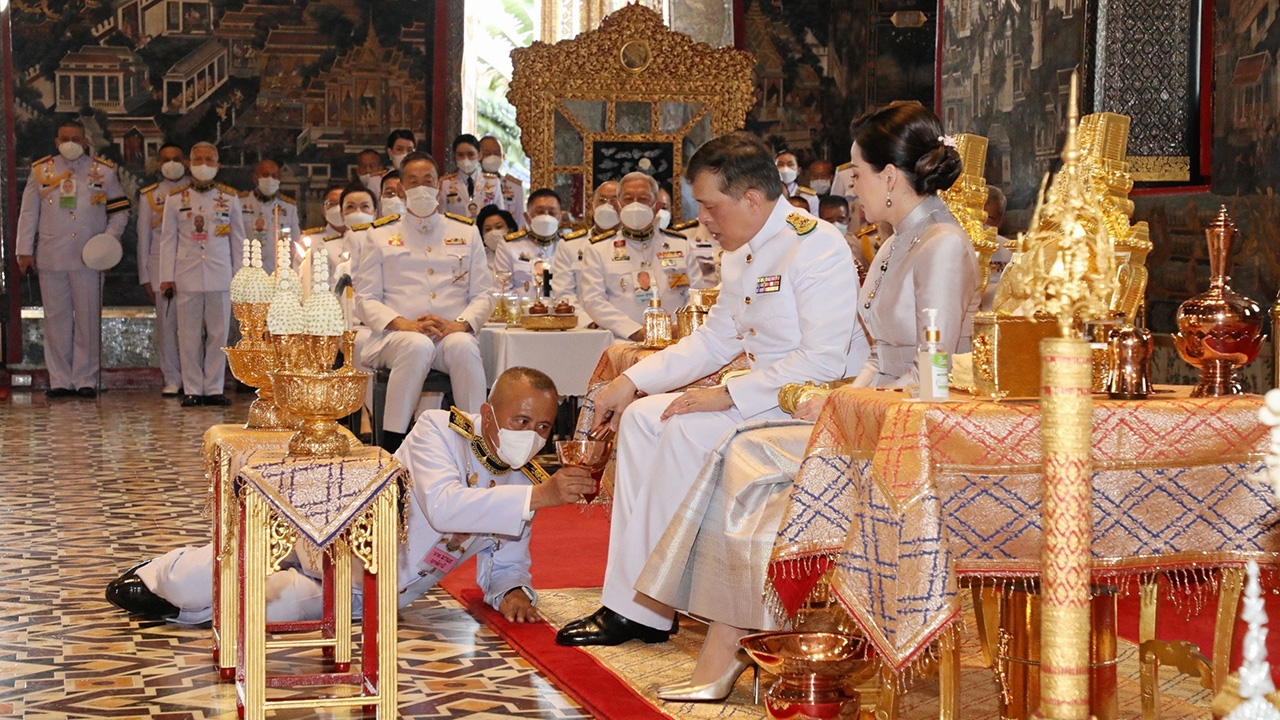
[225,238,300,430]
[266,246,371,457]
[939,133,1001,299]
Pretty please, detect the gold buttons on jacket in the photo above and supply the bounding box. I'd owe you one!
[748,353,756,361]
[744,297,751,305]
[430,292,436,298]
[736,334,744,340]
[427,269,434,275]
[746,254,753,264]
[749,328,756,336]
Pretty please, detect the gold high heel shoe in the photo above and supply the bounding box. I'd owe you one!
[656,652,760,703]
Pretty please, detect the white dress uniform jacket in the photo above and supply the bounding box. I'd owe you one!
[354,212,495,429]
[16,154,130,390]
[136,177,186,390]
[239,190,301,275]
[495,227,586,297]
[579,226,700,341]
[439,169,524,224]
[672,220,722,288]
[831,162,858,206]
[595,199,860,631]
[158,182,246,396]
[137,408,546,624]
[855,194,980,387]
[782,180,820,215]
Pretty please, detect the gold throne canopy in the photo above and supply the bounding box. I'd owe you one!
[509,3,755,220]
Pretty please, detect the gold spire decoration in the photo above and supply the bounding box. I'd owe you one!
[939,133,1002,299]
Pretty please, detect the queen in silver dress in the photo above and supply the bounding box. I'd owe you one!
[637,102,980,702]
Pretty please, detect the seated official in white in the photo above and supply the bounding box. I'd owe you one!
[494,188,585,298]
[104,368,596,625]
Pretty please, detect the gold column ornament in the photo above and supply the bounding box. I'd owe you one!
[938,133,1001,300]
[1015,71,1119,720]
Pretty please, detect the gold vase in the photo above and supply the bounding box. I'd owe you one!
[1173,206,1264,397]
[270,370,370,457]
[224,344,301,430]
[740,631,876,720]
[338,330,360,374]
[309,334,342,372]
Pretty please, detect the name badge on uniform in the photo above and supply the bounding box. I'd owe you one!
[59,178,76,210]
[444,237,467,245]
[634,271,655,304]
[756,275,782,293]
[191,214,209,242]
[424,547,459,574]
[451,255,469,284]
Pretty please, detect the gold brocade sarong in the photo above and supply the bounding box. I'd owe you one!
[636,419,814,629]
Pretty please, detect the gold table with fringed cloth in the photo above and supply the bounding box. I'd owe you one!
[766,385,1280,715]
[234,447,408,719]
[572,344,751,501]
[204,424,358,679]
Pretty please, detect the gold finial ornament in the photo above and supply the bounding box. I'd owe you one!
[939,133,1001,299]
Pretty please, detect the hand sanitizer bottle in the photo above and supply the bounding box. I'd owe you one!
[917,308,950,401]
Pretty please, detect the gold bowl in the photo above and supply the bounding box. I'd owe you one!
[232,302,270,348]
[520,314,578,331]
[224,344,300,430]
[740,631,875,720]
[271,370,370,457]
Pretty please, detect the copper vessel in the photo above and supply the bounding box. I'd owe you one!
[1173,206,1263,397]
[739,632,876,720]
[1106,324,1153,399]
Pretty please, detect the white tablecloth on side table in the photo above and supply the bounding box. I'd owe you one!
[479,325,615,397]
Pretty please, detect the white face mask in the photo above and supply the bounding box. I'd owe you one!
[483,229,506,252]
[389,152,407,170]
[191,164,218,182]
[656,209,672,229]
[160,161,185,181]
[835,222,849,237]
[405,185,438,217]
[59,141,85,162]
[619,202,656,232]
[778,167,798,184]
[256,177,280,196]
[811,179,832,195]
[344,211,374,227]
[487,406,544,468]
[481,155,503,174]
[456,158,478,175]
[380,196,404,217]
[529,214,560,239]
[593,204,620,230]
[325,205,345,228]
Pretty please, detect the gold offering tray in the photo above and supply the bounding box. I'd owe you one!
[520,314,578,331]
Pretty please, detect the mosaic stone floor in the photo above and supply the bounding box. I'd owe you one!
[0,390,591,720]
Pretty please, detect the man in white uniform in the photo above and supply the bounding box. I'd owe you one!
[480,135,526,225]
[16,119,130,398]
[105,368,597,624]
[239,159,300,274]
[158,141,245,408]
[579,172,700,342]
[496,188,585,297]
[355,149,387,198]
[551,180,618,313]
[439,134,507,220]
[354,152,495,452]
[775,150,819,215]
[556,131,859,646]
[136,142,188,396]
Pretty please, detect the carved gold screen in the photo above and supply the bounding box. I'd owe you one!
[509,4,754,220]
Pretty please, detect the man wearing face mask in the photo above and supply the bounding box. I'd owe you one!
[356,149,387,197]
[354,152,496,452]
[238,159,300,275]
[16,119,130,399]
[552,180,620,315]
[656,188,674,231]
[327,183,380,280]
[137,143,189,397]
[579,172,701,343]
[158,141,245,408]
[385,129,417,172]
[106,367,599,625]
[439,134,503,221]
[775,150,818,215]
[378,171,405,218]
[496,189,585,297]
[807,160,835,197]
[479,135,526,225]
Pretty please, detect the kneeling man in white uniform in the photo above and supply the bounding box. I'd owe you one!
[105,367,596,624]
[556,131,860,646]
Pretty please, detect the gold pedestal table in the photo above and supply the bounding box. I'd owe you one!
[766,386,1279,718]
[234,447,407,719]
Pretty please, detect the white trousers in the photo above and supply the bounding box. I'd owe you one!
[360,330,486,433]
[600,394,787,630]
[176,290,230,396]
[154,290,182,388]
[39,269,101,390]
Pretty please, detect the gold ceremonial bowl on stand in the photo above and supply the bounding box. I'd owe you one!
[270,368,370,457]
[520,314,578,331]
[225,343,301,430]
[740,631,876,720]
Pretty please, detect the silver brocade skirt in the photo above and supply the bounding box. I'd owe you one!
[635,419,814,630]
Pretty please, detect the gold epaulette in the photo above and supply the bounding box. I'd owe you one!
[504,174,522,185]
[168,183,191,196]
[786,212,817,236]
[445,212,475,225]
[303,226,326,236]
[31,155,51,168]
[105,196,131,213]
[590,229,617,244]
[350,222,372,232]
[521,460,550,486]
[672,219,700,232]
[563,228,587,241]
[279,194,296,205]
[139,182,158,196]
[504,229,527,242]
[440,172,457,181]
[448,406,474,438]
[371,214,399,228]
[659,227,686,239]
[482,171,501,178]
[92,156,115,168]
[217,183,237,195]
[238,189,251,198]
[837,161,853,171]
[796,185,816,196]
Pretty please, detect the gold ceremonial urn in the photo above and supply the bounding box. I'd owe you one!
[740,631,876,720]
[224,302,300,430]
[1174,206,1264,397]
[270,331,370,457]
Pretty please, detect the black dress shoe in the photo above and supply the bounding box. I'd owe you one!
[555,606,672,646]
[202,394,231,406]
[180,394,203,407]
[44,388,74,398]
[75,387,97,399]
[105,562,179,620]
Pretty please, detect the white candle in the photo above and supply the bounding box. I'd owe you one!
[296,236,313,302]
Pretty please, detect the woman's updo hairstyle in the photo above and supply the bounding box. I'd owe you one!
[850,101,962,196]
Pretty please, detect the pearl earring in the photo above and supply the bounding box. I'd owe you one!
[885,191,893,208]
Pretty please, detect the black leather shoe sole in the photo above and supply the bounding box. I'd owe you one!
[555,606,671,646]
[105,562,179,620]
[45,388,74,398]
[180,395,203,407]
[76,387,97,399]
[202,394,231,406]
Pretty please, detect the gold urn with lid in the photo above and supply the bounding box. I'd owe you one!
[1173,206,1264,396]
